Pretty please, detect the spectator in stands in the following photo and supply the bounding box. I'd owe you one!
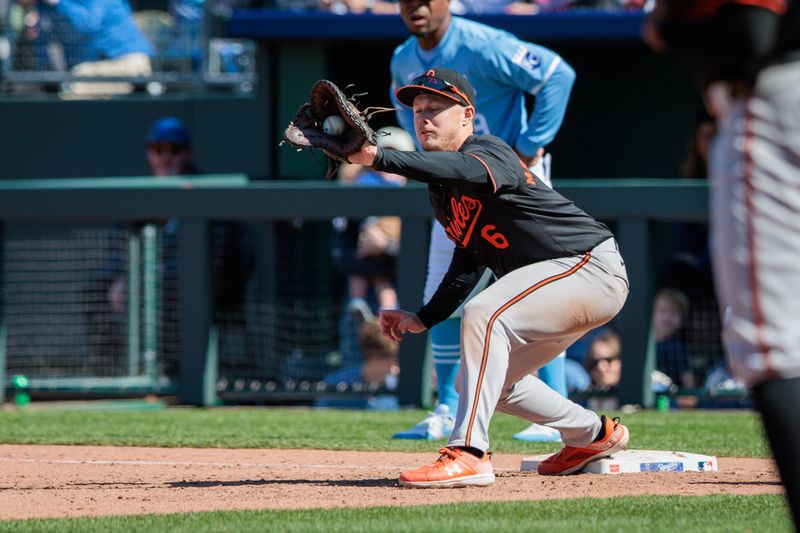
[316,319,400,409]
[146,116,197,176]
[563,328,606,393]
[27,0,154,96]
[89,117,254,376]
[543,0,648,12]
[653,287,695,390]
[269,0,647,12]
[151,118,254,373]
[167,0,204,71]
[584,330,622,391]
[8,0,45,74]
[561,329,621,408]
[581,329,622,409]
[449,0,540,15]
[311,0,400,14]
[368,0,404,13]
[566,327,690,408]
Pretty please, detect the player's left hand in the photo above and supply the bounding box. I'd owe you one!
[379,309,426,341]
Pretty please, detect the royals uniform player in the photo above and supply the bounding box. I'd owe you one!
[390,5,576,441]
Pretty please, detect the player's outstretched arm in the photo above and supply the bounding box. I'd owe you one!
[348,141,378,166]
[379,309,427,341]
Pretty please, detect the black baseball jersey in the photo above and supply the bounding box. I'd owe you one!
[374,134,613,327]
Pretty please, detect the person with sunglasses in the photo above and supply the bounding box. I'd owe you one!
[146,117,197,177]
[145,117,255,374]
[582,330,622,410]
[389,0,577,444]
[349,68,630,487]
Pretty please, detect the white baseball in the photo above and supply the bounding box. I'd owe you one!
[323,115,346,136]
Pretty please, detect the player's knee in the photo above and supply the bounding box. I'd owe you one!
[463,299,493,328]
[496,382,516,406]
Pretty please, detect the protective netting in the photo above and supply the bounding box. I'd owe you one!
[564,220,733,410]
[212,220,376,398]
[653,220,726,390]
[2,219,395,402]
[4,224,130,377]
[2,214,740,406]
[2,217,732,407]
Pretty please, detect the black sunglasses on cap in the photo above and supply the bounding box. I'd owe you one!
[411,75,472,106]
[396,68,476,108]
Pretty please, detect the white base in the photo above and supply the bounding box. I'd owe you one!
[520,450,719,475]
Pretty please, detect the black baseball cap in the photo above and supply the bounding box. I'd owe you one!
[395,67,476,108]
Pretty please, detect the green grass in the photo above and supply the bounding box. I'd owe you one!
[0,407,769,457]
[0,495,790,532]
[0,408,785,531]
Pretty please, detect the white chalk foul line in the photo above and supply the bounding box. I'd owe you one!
[0,457,516,472]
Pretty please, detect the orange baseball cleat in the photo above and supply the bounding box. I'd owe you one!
[399,447,495,488]
[537,415,629,476]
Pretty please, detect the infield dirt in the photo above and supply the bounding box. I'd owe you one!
[0,445,782,519]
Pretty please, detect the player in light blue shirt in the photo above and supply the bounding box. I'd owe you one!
[390,14,574,166]
[390,0,576,442]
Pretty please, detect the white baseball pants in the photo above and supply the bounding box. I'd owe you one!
[447,238,629,452]
[709,58,800,388]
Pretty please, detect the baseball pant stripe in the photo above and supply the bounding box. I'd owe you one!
[742,104,775,378]
[464,251,592,447]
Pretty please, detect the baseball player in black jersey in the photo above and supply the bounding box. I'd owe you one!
[348,68,631,488]
[646,0,800,524]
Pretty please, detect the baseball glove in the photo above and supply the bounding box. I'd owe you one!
[283,80,384,178]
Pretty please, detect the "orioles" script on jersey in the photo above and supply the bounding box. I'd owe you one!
[444,195,510,250]
[444,195,482,246]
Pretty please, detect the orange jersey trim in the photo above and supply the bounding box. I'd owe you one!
[465,152,498,193]
[464,252,592,447]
